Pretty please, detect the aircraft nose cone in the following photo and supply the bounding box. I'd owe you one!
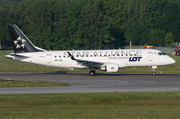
[169,58,176,64]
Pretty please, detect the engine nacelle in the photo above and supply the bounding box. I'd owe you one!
[101,64,119,72]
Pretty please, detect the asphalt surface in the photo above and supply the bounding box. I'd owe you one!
[0,73,180,94]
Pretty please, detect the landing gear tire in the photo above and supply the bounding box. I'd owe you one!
[89,70,95,76]
[152,72,156,76]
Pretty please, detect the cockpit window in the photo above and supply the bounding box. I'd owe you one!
[158,52,166,55]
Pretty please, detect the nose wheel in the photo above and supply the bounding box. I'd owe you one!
[152,66,157,76]
[152,72,156,76]
[89,70,95,76]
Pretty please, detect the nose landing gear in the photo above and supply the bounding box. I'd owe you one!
[152,72,156,76]
[152,66,157,76]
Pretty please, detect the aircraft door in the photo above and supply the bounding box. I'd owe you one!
[46,54,52,63]
[148,52,153,61]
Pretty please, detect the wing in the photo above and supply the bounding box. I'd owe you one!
[67,52,104,68]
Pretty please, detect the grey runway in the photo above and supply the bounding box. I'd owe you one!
[0,73,180,94]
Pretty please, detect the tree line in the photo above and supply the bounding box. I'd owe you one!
[0,0,25,4]
[0,0,180,50]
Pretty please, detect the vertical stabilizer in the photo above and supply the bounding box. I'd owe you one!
[8,24,46,53]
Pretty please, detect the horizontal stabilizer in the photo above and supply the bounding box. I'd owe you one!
[5,53,31,59]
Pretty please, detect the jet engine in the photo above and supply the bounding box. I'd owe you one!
[101,64,119,72]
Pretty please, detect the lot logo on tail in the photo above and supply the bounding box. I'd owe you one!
[129,57,142,62]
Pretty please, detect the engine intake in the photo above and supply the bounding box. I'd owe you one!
[101,64,119,72]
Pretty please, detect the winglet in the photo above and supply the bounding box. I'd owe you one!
[67,52,76,60]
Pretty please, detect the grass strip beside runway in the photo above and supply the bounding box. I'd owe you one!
[0,92,180,119]
[0,80,69,87]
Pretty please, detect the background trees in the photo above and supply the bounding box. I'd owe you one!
[0,0,180,50]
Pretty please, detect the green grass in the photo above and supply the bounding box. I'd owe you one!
[0,92,180,119]
[0,80,68,87]
[1,50,180,73]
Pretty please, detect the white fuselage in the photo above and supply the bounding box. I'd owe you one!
[11,49,175,70]
[7,24,176,75]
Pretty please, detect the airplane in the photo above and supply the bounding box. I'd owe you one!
[5,24,176,76]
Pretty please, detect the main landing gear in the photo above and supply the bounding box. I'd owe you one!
[89,70,96,76]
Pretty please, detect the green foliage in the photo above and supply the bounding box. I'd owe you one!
[165,33,174,45]
[148,29,166,46]
[124,20,149,45]
[0,0,24,4]
[101,0,124,47]
[0,0,180,50]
